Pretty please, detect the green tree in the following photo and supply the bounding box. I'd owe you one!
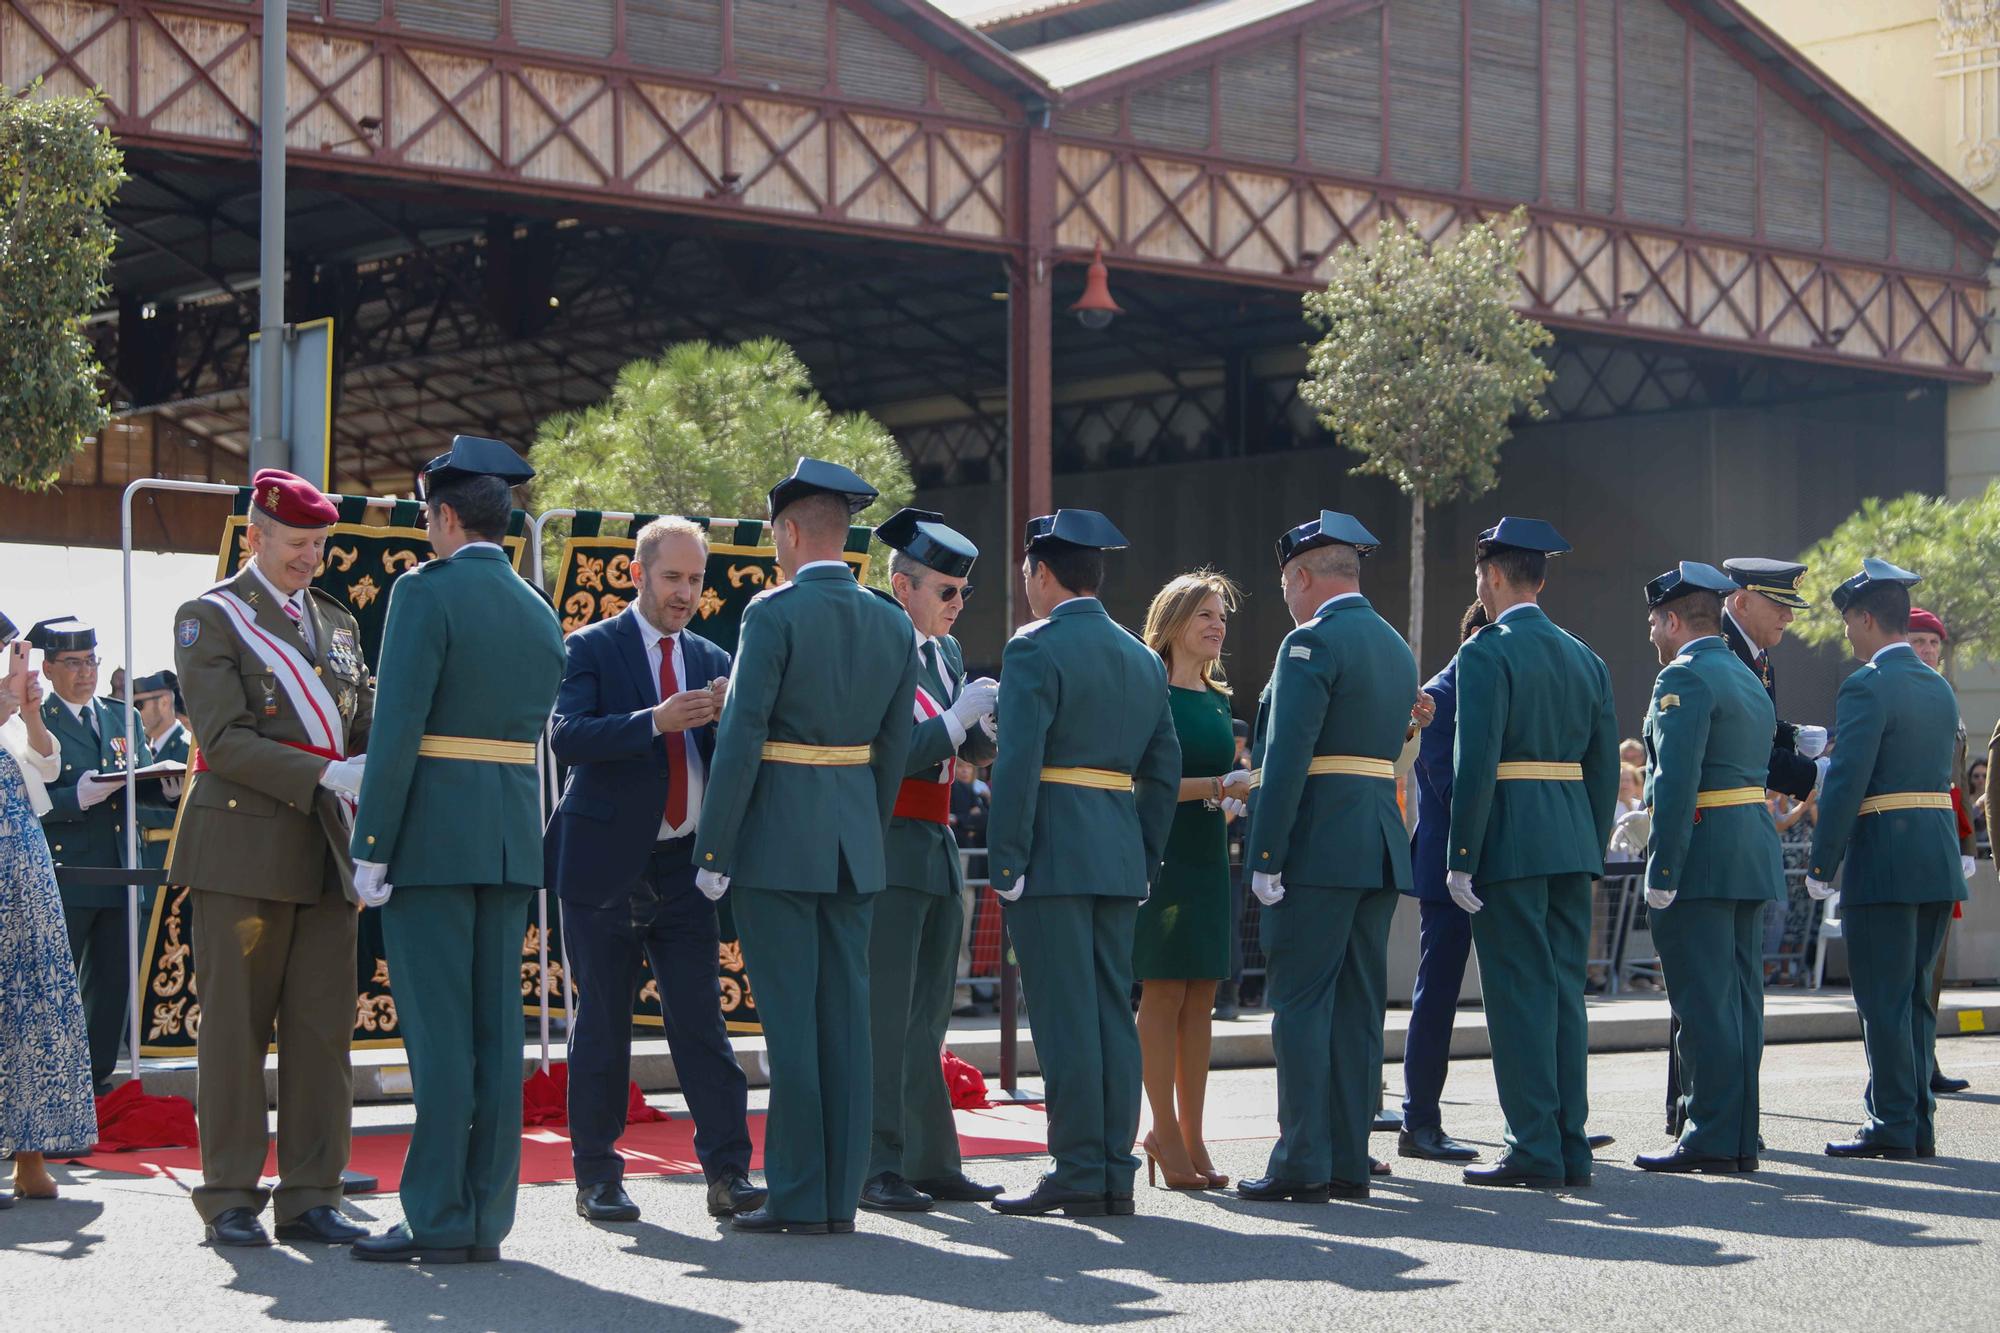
[0,86,126,491]
[1792,486,2000,676]
[529,338,912,583]
[1298,208,1553,666]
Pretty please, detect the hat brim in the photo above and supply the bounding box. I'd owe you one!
[1751,588,1809,610]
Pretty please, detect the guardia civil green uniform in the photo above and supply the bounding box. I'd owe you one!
[1448,519,1619,1185]
[135,671,189,872]
[865,510,998,1205]
[349,438,566,1258]
[694,459,920,1233]
[986,510,1181,1215]
[1808,560,1966,1157]
[33,617,174,1090]
[1242,512,1417,1197]
[1637,563,1785,1172]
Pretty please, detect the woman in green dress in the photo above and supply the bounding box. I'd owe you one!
[1134,570,1249,1190]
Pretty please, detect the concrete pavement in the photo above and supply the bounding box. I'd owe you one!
[7,1035,1998,1331]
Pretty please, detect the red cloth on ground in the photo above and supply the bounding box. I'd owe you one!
[522,1063,667,1126]
[1953,788,1972,919]
[91,1079,198,1153]
[942,1048,988,1110]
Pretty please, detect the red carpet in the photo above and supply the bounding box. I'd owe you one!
[70,1104,1048,1193]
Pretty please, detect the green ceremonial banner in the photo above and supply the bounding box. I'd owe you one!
[543,512,873,1036]
[138,492,531,1055]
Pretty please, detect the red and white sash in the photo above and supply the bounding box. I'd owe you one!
[200,586,346,759]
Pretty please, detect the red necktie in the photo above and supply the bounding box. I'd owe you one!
[659,635,688,829]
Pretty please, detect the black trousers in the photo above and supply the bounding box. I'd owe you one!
[63,903,129,1091]
[562,838,753,1187]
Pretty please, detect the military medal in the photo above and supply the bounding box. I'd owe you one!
[261,678,279,717]
[328,627,363,678]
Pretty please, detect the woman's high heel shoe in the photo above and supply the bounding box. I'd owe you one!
[1142,1133,1212,1190]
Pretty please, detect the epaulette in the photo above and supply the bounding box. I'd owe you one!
[749,581,796,604]
[1014,617,1051,638]
[1669,654,1692,667]
[863,584,901,609]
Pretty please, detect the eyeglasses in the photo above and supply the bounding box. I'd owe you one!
[50,656,101,669]
[937,584,974,604]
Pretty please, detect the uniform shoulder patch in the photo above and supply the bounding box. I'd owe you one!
[1288,644,1313,660]
[1658,693,1681,711]
[177,617,201,648]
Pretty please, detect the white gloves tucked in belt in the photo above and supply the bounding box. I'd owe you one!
[1805,875,1835,901]
[1446,870,1483,914]
[695,869,730,901]
[320,755,367,799]
[352,859,392,907]
[994,874,1025,902]
[1250,871,1284,906]
[1645,887,1676,911]
[1962,854,1978,881]
[1794,725,1828,760]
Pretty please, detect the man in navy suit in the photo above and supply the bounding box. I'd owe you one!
[547,517,765,1224]
[1398,601,1488,1162]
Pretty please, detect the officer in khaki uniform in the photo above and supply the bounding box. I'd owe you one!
[694,458,920,1236]
[348,437,567,1264]
[863,509,1000,1213]
[170,471,375,1248]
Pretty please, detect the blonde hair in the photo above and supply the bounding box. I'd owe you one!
[1143,569,1242,696]
[634,516,707,566]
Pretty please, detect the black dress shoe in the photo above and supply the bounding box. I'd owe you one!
[1399,1127,1479,1162]
[860,1173,935,1212]
[275,1205,369,1243]
[991,1176,1108,1217]
[576,1182,641,1222]
[1736,1157,1759,1172]
[910,1172,1004,1202]
[1104,1191,1134,1216]
[1932,1071,1972,1094]
[1586,1132,1615,1150]
[1327,1179,1370,1200]
[707,1173,768,1218]
[351,1224,471,1263]
[1371,1110,1403,1133]
[1825,1138,1916,1160]
[1235,1177,1331,1203]
[468,1246,502,1262]
[1635,1146,1742,1174]
[730,1207,829,1235]
[1463,1161,1563,1189]
[204,1206,273,1248]
[1564,1173,1593,1188]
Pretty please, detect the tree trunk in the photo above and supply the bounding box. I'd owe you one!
[1408,491,1427,669]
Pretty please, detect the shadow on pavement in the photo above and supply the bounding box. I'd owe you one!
[0,1196,106,1260]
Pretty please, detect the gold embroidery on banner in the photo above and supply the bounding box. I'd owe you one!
[382,549,419,575]
[696,587,726,619]
[727,564,767,589]
[575,555,606,591]
[348,575,380,609]
[606,554,634,590]
[326,546,358,573]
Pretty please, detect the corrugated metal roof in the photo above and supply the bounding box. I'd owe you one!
[1011,0,1316,89]
[926,0,1089,27]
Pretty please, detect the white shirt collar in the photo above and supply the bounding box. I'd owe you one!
[247,560,305,613]
[1313,592,1364,617]
[1871,641,1916,664]
[1497,601,1539,622]
[57,694,91,725]
[633,606,678,652]
[795,559,850,577]
[152,718,184,748]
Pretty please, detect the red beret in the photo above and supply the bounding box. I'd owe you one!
[251,469,338,528]
[1908,607,1946,640]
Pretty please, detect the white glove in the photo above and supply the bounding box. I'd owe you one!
[978,714,996,742]
[1794,725,1828,760]
[1646,887,1676,911]
[1220,797,1247,819]
[319,755,367,799]
[1251,871,1285,906]
[353,859,392,907]
[1962,854,1978,881]
[161,775,183,801]
[1813,755,1831,793]
[1220,768,1254,797]
[695,869,730,901]
[1447,870,1483,914]
[995,874,1025,902]
[75,770,118,810]
[1805,875,1835,901]
[950,678,998,729]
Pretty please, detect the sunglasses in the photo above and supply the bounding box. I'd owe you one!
[936,584,974,604]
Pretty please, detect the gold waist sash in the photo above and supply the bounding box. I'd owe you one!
[141,827,173,844]
[418,735,537,765]
[1041,766,1134,791]
[1246,754,1396,790]
[1694,786,1766,810]
[1496,761,1584,781]
[761,741,871,766]
[1857,791,1953,816]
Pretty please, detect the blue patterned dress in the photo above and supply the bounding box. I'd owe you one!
[0,747,97,1155]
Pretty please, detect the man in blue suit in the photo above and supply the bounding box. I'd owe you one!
[547,517,764,1225]
[1398,601,1487,1163]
